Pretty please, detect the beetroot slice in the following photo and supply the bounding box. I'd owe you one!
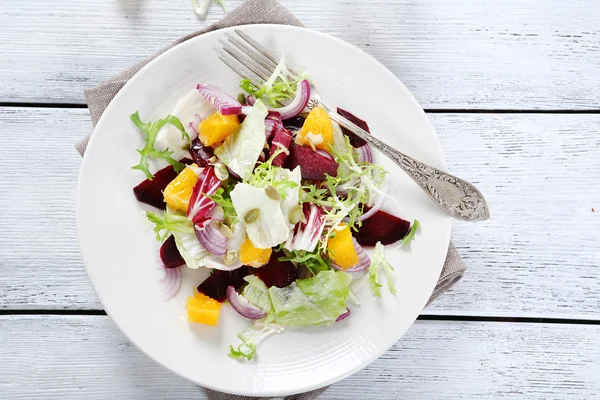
[197,266,250,302]
[256,253,298,288]
[189,138,214,167]
[160,236,185,268]
[285,143,338,181]
[133,158,194,209]
[354,210,411,246]
[337,108,371,148]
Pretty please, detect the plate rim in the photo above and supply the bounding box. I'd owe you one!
[76,23,452,396]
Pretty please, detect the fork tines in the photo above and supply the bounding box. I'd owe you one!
[220,30,283,84]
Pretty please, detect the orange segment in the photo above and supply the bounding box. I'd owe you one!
[186,291,223,326]
[296,107,334,151]
[199,112,240,146]
[327,224,359,269]
[239,237,272,268]
[163,164,199,212]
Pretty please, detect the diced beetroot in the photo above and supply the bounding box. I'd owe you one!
[256,253,298,288]
[197,266,250,302]
[283,116,305,131]
[189,138,214,167]
[160,235,185,268]
[354,210,411,246]
[285,143,338,181]
[337,108,370,148]
[269,127,293,167]
[133,158,194,209]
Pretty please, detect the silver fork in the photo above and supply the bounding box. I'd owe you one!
[220,30,490,222]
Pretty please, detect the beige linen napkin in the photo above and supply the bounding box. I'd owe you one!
[77,0,466,398]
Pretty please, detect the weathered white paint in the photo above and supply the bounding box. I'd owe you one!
[0,107,598,317]
[0,0,598,109]
[0,316,598,399]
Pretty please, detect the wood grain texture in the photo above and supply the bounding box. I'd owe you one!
[0,316,598,399]
[1,107,598,317]
[0,0,599,109]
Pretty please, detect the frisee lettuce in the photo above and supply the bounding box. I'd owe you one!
[368,242,397,297]
[208,179,238,225]
[247,148,300,199]
[239,54,311,107]
[402,220,420,245]
[299,135,388,255]
[146,211,194,242]
[278,248,331,276]
[130,112,190,180]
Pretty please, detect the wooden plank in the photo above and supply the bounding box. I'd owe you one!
[1,107,599,318]
[0,0,599,109]
[0,316,598,399]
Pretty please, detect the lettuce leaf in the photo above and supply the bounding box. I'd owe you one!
[130,112,189,180]
[229,270,352,360]
[402,219,420,246]
[269,270,351,327]
[215,100,268,181]
[230,182,290,249]
[242,275,273,314]
[146,210,194,242]
[368,242,396,297]
[228,315,281,361]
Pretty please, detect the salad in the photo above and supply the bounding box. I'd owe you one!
[130,61,419,361]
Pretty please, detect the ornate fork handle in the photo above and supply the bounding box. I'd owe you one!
[308,99,490,221]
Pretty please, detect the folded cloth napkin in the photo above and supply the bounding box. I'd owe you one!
[77,0,466,398]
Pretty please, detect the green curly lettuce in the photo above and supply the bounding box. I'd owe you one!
[130,112,190,180]
[368,242,397,297]
[402,220,420,246]
[239,54,311,107]
[146,210,194,242]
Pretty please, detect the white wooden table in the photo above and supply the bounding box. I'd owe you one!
[1,1,599,398]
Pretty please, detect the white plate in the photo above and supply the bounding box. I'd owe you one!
[77,25,451,397]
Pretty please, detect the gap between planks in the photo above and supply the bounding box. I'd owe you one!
[2,101,600,114]
[2,309,600,326]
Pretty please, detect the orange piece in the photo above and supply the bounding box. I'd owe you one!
[296,107,334,151]
[163,164,199,212]
[327,224,359,269]
[186,291,223,326]
[199,112,240,146]
[239,237,272,268]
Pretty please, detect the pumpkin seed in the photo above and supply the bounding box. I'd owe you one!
[220,223,234,239]
[214,163,229,181]
[224,250,238,265]
[264,185,280,201]
[244,208,261,224]
[288,204,303,225]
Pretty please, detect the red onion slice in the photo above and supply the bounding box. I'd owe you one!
[358,183,388,222]
[226,286,267,320]
[336,308,351,322]
[195,220,227,256]
[246,95,257,106]
[157,264,182,301]
[264,118,276,140]
[355,144,373,164]
[265,79,311,120]
[197,84,242,116]
[331,238,371,272]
